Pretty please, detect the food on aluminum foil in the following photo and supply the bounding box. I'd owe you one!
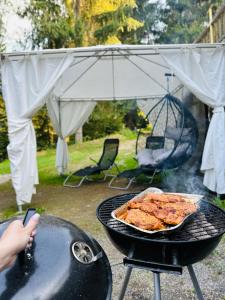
[115,192,199,232]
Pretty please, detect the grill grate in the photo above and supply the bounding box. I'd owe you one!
[97,193,225,243]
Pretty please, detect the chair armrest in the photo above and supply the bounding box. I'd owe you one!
[89,157,98,164]
[113,161,121,174]
[106,159,121,174]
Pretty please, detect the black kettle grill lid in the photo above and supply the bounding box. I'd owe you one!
[0,215,112,300]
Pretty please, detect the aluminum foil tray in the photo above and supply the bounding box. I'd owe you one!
[111,187,203,235]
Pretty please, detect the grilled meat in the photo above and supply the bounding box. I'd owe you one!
[158,202,197,215]
[125,209,165,230]
[116,193,198,231]
[128,201,158,213]
[142,193,185,203]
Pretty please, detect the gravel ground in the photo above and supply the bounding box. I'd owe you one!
[0,174,10,184]
[96,235,225,300]
[0,179,224,300]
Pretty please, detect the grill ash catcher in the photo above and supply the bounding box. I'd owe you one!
[97,193,225,300]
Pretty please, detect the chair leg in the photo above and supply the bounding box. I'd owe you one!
[146,169,158,185]
[103,173,116,181]
[63,174,87,188]
[108,176,136,190]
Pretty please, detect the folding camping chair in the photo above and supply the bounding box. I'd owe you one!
[63,138,119,187]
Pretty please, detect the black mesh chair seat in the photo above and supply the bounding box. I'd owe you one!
[64,138,119,188]
[117,168,143,179]
[74,166,102,177]
[109,167,156,190]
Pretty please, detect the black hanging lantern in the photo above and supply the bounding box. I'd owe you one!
[136,92,198,171]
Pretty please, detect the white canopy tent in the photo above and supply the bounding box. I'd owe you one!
[1,44,225,208]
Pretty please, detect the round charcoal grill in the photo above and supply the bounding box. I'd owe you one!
[97,193,225,300]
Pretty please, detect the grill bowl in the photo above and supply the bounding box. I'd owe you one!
[97,193,225,266]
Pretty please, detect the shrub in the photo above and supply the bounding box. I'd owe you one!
[83,102,124,140]
[0,98,8,162]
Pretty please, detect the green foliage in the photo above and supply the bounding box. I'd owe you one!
[157,0,224,44]
[94,5,139,44]
[2,206,45,219]
[82,100,147,141]
[126,0,162,44]
[0,102,56,161]
[0,98,8,162]
[74,18,85,47]
[32,106,56,151]
[129,0,224,44]
[0,131,137,183]
[20,0,75,49]
[213,197,225,210]
[83,102,124,140]
[119,127,137,140]
[0,3,5,51]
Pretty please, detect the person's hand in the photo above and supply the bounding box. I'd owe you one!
[0,213,40,271]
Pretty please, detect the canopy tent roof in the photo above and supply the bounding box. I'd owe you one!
[2,43,221,102]
[1,43,225,207]
[3,43,223,107]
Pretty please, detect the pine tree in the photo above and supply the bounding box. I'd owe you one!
[157,0,224,44]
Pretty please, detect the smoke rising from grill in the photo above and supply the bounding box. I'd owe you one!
[161,169,210,198]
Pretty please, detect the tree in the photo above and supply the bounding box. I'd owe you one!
[83,101,124,140]
[0,4,8,162]
[21,0,75,49]
[0,98,8,162]
[0,10,5,51]
[157,0,224,44]
[91,0,143,45]
[21,0,143,48]
[122,0,162,44]
[63,0,143,45]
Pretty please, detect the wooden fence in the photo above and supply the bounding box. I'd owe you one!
[195,3,225,43]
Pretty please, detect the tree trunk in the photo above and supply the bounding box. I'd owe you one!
[75,127,83,143]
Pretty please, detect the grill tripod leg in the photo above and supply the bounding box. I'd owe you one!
[153,272,162,300]
[118,267,132,300]
[187,265,205,300]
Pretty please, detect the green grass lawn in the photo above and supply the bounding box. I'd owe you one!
[0,129,138,185]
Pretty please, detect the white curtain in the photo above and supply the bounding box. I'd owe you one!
[160,47,225,193]
[47,97,96,174]
[1,54,74,205]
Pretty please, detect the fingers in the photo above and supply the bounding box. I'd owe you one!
[25,214,40,235]
[8,255,17,267]
[31,230,36,237]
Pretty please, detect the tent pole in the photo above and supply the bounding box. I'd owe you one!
[1,43,224,59]
[58,98,61,134]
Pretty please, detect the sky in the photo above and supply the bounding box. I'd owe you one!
[2,0,166,52]
[2,0,31,51]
